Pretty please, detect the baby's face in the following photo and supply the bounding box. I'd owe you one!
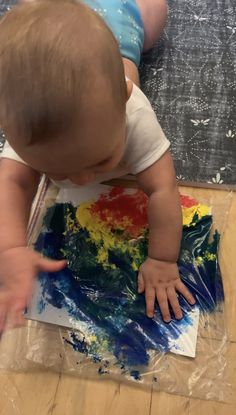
[22,103,127,186]
[14,79,132,184]
[47,126,126,186]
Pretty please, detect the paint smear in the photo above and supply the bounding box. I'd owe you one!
[30,187,223,367]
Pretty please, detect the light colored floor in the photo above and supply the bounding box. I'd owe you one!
[0,185,236,415]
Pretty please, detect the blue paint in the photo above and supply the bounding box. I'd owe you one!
[130,370,141,381]
[64,333,88,354]
[98,366,109,375]
[37,297,46,314]
[93,356,102,363]
[33,202,224,367]
[180,218,224,311]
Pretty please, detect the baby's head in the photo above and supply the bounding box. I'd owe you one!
[0,0,132,184]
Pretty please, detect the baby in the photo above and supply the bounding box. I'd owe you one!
[0,0,195,332]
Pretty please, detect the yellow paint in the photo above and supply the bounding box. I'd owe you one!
[89,335,110,354]
[63,208,79,235]
[63,199,211,270]
[76,202,143,270]
[205,252,216,261]
[195,252,216,267]
[60,248,67,258]
[195,256,204,266]
[97,247,108,264]
[182,204,210,227]
[87,334,98,343]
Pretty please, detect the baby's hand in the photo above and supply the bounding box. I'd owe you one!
[0,247,66,333]
[138,257,195,322]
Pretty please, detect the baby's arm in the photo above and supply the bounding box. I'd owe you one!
[0,159,66,332]
[137,150,195,322]
[0,159,39,252]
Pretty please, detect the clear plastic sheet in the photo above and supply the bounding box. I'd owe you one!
[0,178,233,403]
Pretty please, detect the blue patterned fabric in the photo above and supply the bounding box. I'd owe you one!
[82,0,144,66]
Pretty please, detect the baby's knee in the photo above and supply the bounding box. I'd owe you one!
[160,0,168,14]
[137,0,167,20]
[154,0,168,16]
[151,0,168,28]
[138,0,168,51]
[157,0,168,29]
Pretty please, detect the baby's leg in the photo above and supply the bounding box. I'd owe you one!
[136,0,167,52]
[123,0,167,85]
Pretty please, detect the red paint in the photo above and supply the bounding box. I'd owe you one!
[89,189,199,238]
[180,195,198,208]
[90,187,148,238]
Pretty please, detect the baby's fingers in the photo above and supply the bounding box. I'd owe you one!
[38,257,67,273]
[0,303,7,333]
[137,272,145,293]
[145,286,155,318]
[2,297,27,331]
[167,287,182,320]
[176,281,195,305]
[156,289,171,323]
[13,310,25,328]
[7,308,25,330]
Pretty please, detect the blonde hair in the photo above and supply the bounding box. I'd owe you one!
[0,0,127,146]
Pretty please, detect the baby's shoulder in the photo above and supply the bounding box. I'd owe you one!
[123,84,170,175]
[125,83,160,144]
[126,83,153,117]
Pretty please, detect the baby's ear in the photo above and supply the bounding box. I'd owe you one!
[126,79,133,101]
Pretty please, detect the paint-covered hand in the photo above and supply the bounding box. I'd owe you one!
[138,257,195,322]
[0,247,66,333]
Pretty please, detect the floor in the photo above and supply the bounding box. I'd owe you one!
[0,185,236,415]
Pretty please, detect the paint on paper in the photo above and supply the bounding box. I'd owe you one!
[27,185,224,368]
